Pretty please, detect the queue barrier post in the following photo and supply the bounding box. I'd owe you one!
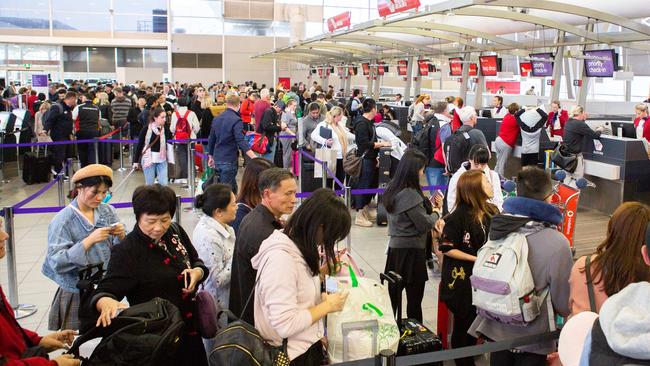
[0,132,9,183]
[378,349,396,366]
[94,138,100,165]
[297,149,303,204]
[174,194,182,225]
[2,206,37,319]
[57,171,65,207]
[344,186,352,252]
[129,140,134,166]
[117,134,126,172]
[321,161,328,189]
[189,143,196,201]
[66,158,73,196]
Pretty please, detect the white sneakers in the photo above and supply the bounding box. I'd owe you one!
[354,206,377,227]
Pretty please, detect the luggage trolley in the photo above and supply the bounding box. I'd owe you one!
[550,181,581,256]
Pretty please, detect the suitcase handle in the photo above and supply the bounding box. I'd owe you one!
[381,271,404,324]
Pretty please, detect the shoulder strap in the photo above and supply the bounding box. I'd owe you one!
[174,110,181,119]
[585,255,597,312]
[183,110,191,119]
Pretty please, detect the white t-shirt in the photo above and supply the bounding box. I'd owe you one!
[447,162,503,213]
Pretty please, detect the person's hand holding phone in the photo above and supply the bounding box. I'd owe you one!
[109,223,126,240]
[181,267,204,294]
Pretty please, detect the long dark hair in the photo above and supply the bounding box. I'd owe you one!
[383,149,430,213]
[237,158,274,208]
[587,202,650,296]
[147,106,165,124]
[455,170,499,223]
[284,189,351,276]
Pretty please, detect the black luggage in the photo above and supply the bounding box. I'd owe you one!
[68,297,186,366]
[380,271,443,365]
[300,148,321,194]
[376,147,392,226]
[22,145,51,184]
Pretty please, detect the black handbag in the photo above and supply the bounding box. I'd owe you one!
[551,144,578,173]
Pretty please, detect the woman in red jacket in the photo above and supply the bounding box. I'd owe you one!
[494,103,520,177]
[547,100,568,138]
[451,97,464,131]
[0,220,79,366]
[633,103,650,143]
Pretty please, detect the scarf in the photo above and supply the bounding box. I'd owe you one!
[331,121,347,156]
[142,123,166,169]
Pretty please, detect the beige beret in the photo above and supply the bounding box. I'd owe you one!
[72,164,113,184]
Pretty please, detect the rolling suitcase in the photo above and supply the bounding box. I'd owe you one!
[22,145,51,184]
[376,147,392,226]
[380,271,443,366]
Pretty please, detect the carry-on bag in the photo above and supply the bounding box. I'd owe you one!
[376,147,392,226]
[381,271,443,365]
[22,144,51,184]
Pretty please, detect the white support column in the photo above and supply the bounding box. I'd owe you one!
[551,31,565,102]
[166,0,173,82]
[373,72,381,99]
[403,57,414,102]
[577,22,595,108]
[413,71,422,99]
[474,65,485,110]
[564,57,575,100]
[459,48,470,101]
[622,48,632,102]
[366,64,374,98]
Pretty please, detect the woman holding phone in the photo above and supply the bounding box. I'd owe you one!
[91,184,209,366]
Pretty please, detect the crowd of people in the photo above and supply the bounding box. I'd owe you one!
[2,77,650,366]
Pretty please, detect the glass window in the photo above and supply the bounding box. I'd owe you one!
[52,0,110,13]
[53,12,110,31]
[63,46,88,73]
[305,21,324,38]
[114,13,168,33]
[117,48,144,67]
[0,45,6,65]
[0,0,49,10]
[22,45,59,61]
[271,21,290,37]
[171,0,222,18]
[224,19,277,36]
[113,0,167,14]
[0,9,49,29]
[173,16,222,35]
[144,48,168,73]
[88,47,115,72]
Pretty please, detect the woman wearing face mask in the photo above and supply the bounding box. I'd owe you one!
[41,164,126,331]
[92,184,209,366]
[192,184,238,352]
[1,219,81,366]
[310,106,356,186]
[280,99,299,170]
[133,107,173,185]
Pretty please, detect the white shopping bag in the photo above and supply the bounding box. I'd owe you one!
[314,148,337,179]
[166,143,175,165]
[327,268,399,363]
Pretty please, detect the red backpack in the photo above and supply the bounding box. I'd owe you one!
[174,110,192,140]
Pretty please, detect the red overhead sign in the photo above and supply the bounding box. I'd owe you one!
[479,55,498,76]
[449,57,462,76]
[377,62,385,75]
[377,0,421,17]
[397,60,408,76]
[361,63,370,76]
[418,59,429,76]
[469,63,477,76]
[327,11,351,33]
[519,62,532,77]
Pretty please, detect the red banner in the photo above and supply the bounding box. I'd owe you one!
[377,0,421,17]
[479,55,498,76]
[361,63,370,76]
[277,77,290,90]
[519,62,532,77]
[469,63,477,76]
[418,59,429,76]
[327,11,351,33]
[485,81,520,94]
[337,66,344,76]
[377,62,385,76]
[397,60,408,76]
[348,66,357,76]
[449,57,462,76]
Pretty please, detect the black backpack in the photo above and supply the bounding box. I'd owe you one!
[444,126,473,174]
[344,97,354,117]
[68,297,186,366]
[410,115,440,158]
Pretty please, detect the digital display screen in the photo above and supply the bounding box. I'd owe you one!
[584,49,617,77]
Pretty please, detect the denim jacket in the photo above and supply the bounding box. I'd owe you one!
[41,199,124,292]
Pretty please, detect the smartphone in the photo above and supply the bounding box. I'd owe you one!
[325,276,338,294]
[184,271,189,289]
[110,222,120,227]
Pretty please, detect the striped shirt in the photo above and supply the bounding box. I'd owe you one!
[110,96,132,126]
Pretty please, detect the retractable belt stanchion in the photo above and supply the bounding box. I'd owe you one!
[174,194,182,224]
[3,206,37,319]
[298,150,303,204]
[344,186,352,252]
[321,161,328,188]
[57,171,65,207]
[94,137,99,165]
[189,143,196,201]
[0,132,8,183]
[66,158,73,195]
[117,132,126,172]
[378,349,396,366]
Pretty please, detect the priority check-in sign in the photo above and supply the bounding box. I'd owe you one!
[327,11,351,33]
[377,0,420,17]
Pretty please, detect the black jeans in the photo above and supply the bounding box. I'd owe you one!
[449,308,477,366]
[490,350,546,366]
[388,281,426,323]
[352,158,378,209]
[290,340,324,366]
[520,153,539,167]
[51,136,70,173]
[76,130,99,167]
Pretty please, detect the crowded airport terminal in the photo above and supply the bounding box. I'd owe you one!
[2,0,650,365]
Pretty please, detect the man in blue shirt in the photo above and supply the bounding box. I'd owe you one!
[207,93,256,193]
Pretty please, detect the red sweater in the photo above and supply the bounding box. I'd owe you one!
[547,110,569,138]
[634,116,650,142]
[498,113,520,148]
[240,99,255,124]
[0,287,56,366]
[451,109,462,132]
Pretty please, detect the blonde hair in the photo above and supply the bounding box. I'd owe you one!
[415,94,430,105]
[635,103,648,113]
[570,105,584,118]
[326,106,344,126]
[96,92,109,106]
[39,101,51,113]
[200,95,213,109]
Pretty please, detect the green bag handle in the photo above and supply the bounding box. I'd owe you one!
[348,263,358,288]
[362,303,384,317]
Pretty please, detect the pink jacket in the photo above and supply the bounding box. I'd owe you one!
[251,230,324,360]
[569,255,609,315]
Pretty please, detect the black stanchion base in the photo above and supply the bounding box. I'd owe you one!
[13,303,37,319]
